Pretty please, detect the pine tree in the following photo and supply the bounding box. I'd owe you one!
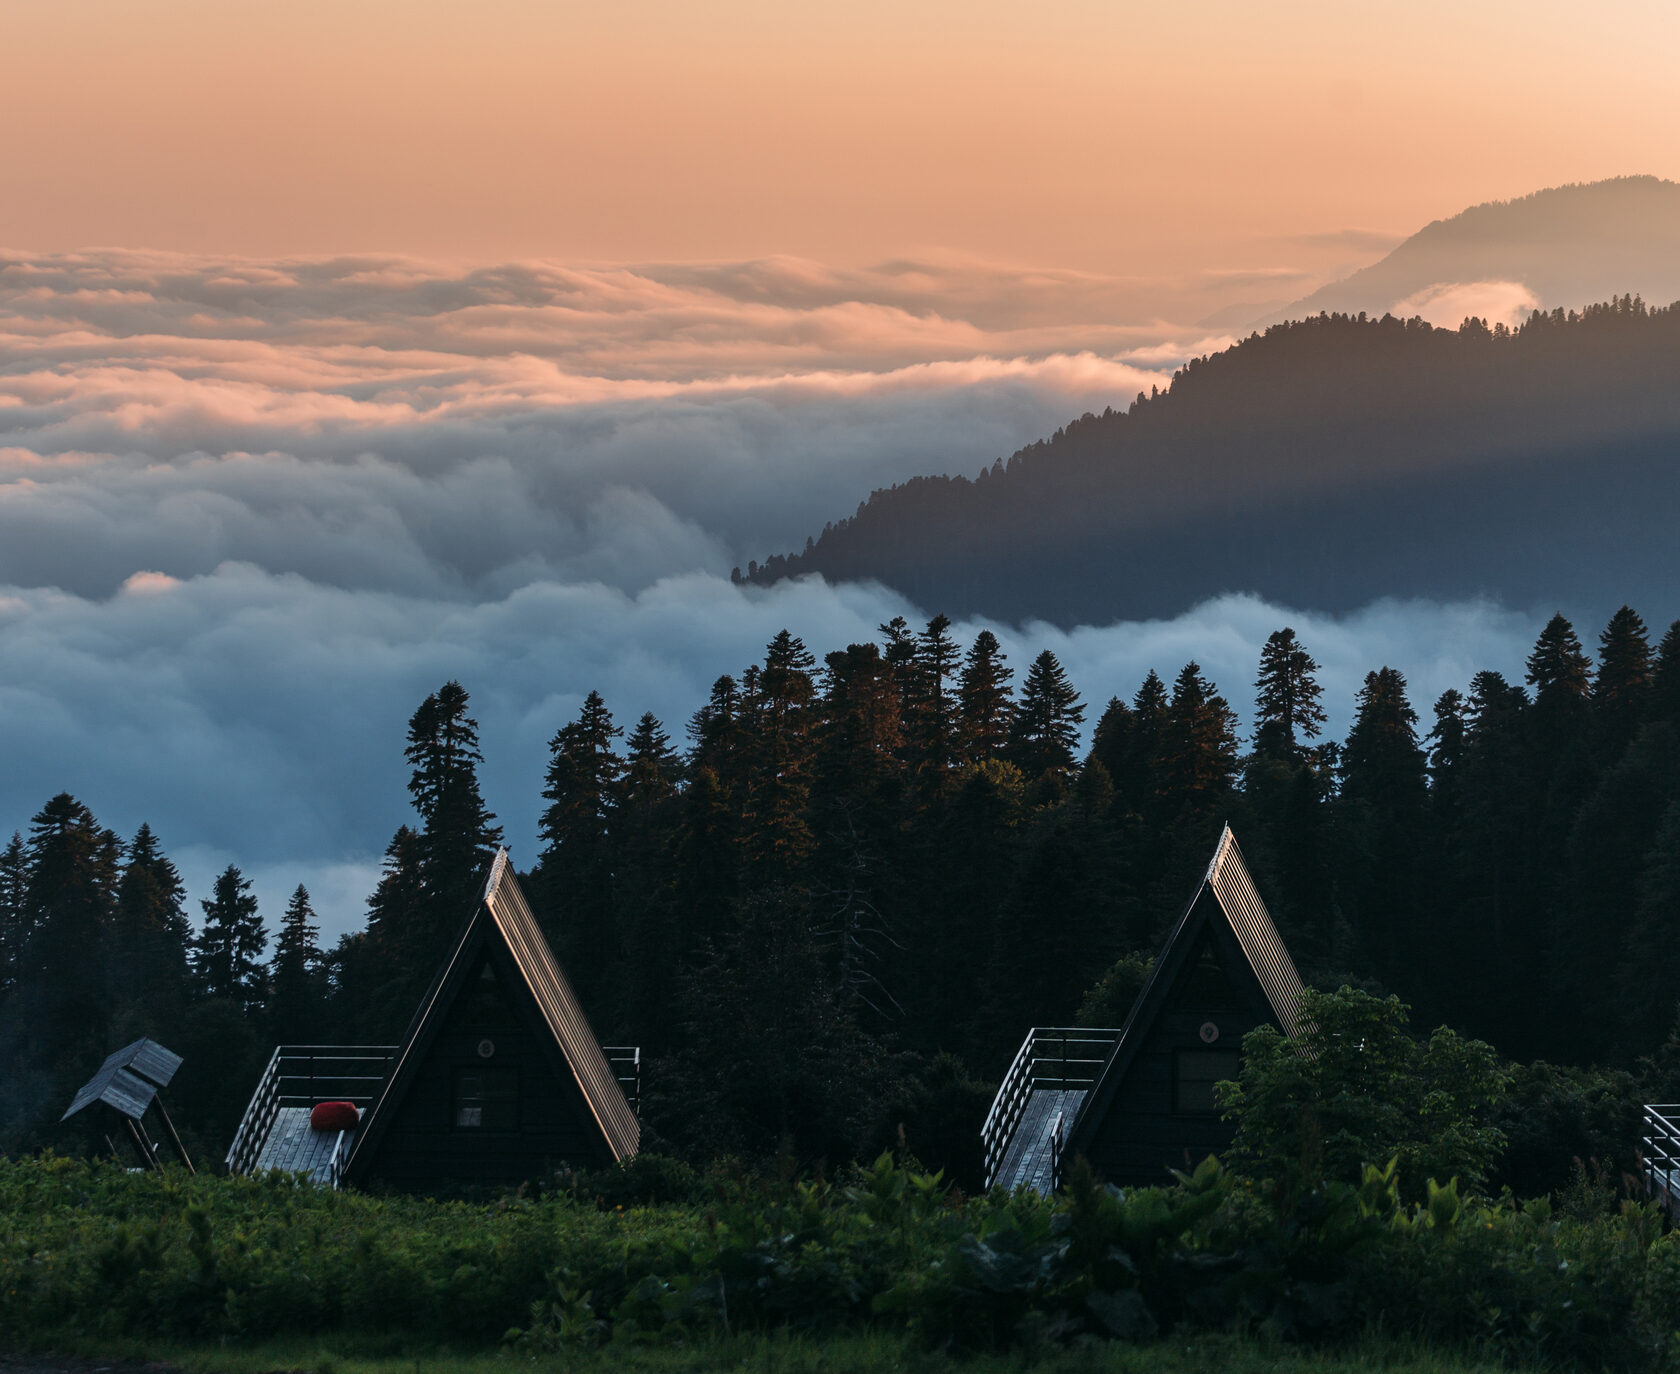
[621,713,682,812]
[385,681,504,988]
[956,630,1014,762]
[1594,606,1652,757]
[193,864,268,1009]
[817,643,904,800]
[20,795,121,1045]
[540,691,624,860]
[112,823,191,1011]
[1337,668,1428,988]
[1252,627,1327,763]
[688,675,747,792]
[1525,613,1594,761]
[741,630,819,877]
[1129,670,1171,818]
[1649,620,1680,728]
[0,833,24,1005]
[366,824,426,962]
[908,614,960,796]
[1340,668,1427,813]
[615,712,683,1048]
[269,884,325,1042]
[406,681,504,903]
[1160,662,1240,820]
[1007,650,1085,780]
[539,690,626,1023]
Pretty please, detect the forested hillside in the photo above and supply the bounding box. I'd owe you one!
[1272,176,1680,323]
[3,604,1679,1193]
[742,299,1680,626]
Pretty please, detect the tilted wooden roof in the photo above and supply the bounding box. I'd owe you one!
[342,852,639,1181]
[62,1038,183,1122]
[1064,825,1304,1158]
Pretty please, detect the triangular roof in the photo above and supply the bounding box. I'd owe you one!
[342,852,639,1181]
[1064,825,1303,1157]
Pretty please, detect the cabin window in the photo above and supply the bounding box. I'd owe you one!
[453,1065,519,1130]
[1172,1049,1240,1114]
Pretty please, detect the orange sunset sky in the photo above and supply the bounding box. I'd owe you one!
[6,0,1679,277]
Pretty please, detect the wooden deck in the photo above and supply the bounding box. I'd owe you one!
[253,1106,354,1183]
[994,1087,1085,1194]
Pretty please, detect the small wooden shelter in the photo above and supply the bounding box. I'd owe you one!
[228,852,638,1189]
[983,826,1304,1192]
[62,1037,195,1172]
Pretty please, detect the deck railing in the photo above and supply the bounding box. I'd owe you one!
[981,1027,1122,1188]
[226,1045,397,1176]
[1642,1103,1680,1215]
[602,1046,641,1117]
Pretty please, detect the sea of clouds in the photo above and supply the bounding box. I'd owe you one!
[0,250,1544,937]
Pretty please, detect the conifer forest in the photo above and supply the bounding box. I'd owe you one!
[5,603,1679,1198]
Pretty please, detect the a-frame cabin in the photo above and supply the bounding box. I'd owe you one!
[984,826,1304,1192]
[335,851,639,1191]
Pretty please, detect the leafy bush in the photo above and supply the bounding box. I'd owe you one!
[1222,986,1509,1200]
[5,1150,1680,1370]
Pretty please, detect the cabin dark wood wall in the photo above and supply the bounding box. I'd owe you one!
[1081,917,1276,1187]
[359,942,616,1190]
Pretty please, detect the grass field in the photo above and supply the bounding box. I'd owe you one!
[21,1332,1514,1374]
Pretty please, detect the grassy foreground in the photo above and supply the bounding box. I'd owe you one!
[24,1332,1512,1374]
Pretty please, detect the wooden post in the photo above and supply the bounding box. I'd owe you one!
[152,1094,196,1174]
[124,1114,162,1172]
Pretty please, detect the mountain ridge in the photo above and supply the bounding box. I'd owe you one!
[741,297,1680,627]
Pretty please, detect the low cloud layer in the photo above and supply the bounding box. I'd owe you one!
[0,250,1552,939]
[1391,279,1542,330]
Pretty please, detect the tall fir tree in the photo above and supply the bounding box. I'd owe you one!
[538,689,626,1024]
[1337,668,1429,994]
[269,884,325,1043]
[955,630,1014,762]
[1160,662,1240,824]
[386,681,504,990]
[615,712,684,1047]
[1594,606,1652,758]
[193,864,268,1010]
[741,630,820,879]
[1647,620,1680,728]
[112,823,191,1012]
[1007,649,1085,782]
[907,615,961,797]
[20,795,121,1051]
[1252,627,1327,763]
[0,833,24,1005]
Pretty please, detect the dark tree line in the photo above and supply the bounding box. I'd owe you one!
[3,608,1679,1186]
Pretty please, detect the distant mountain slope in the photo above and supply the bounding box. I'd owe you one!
[741,300,1680,626]
[1270,177,1680,323]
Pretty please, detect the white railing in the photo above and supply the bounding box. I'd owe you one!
[981,1027,1121,1188]
[226,1046,284,1175]
[602,1045,641,1117]
[1642,1103,1680,1215]
[226,1045,397,1176]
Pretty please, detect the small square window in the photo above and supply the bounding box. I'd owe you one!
[453,1065,518,1131]
[1173,1049,1240,1115]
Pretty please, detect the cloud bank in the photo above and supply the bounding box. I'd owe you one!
[0,250,1550,938]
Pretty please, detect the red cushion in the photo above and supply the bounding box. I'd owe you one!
[310,1100,360,1131]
